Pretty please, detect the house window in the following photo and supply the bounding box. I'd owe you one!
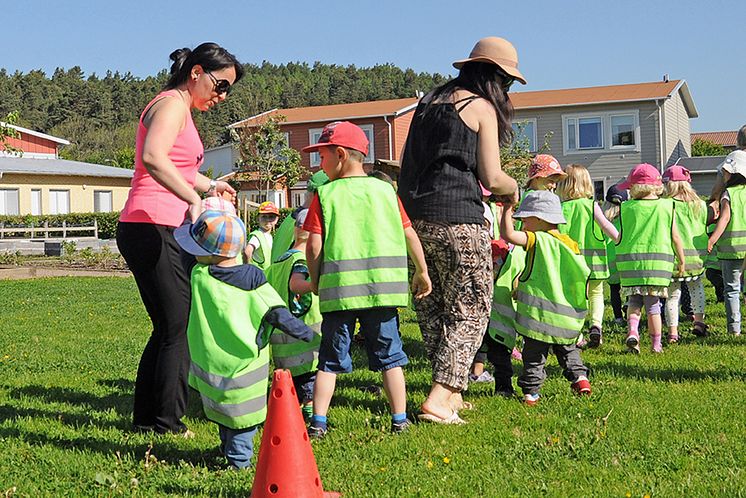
[49,189,70,214]
[610,114,636,147]
[359,124,375,162]
[308,128,323,167]
[0,189,19,215]
[511,119,537,152]
[31,189,42,215]
[593,180,605,201]
[293,192,303,207]
[94,190,113,213]
[564,111,639,154]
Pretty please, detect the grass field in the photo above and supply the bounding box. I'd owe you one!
[2,276,746,497]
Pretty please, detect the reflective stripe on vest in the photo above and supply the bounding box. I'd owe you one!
[187,265,286,429]
[616,198,675,287]
[514,232,590,345]
[718,186,746,260]
[265,250,322,376]
[317,177,409,312]
[672,199,708,276]
[560,198,609,279]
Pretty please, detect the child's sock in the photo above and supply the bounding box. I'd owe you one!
[650,333,663,353]
[310,414,327,429]
[628,315,640,336]
[391,412,407,424]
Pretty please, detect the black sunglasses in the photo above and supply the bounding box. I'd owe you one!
[501,75,515,92]
[205,71,231,95]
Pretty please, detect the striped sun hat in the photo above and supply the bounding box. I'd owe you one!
[174,210,246,258]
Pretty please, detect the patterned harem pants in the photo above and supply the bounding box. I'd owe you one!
[411,220,493,391]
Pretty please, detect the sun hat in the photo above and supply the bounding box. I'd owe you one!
[307,170,330,192]
[605,184,628,205]
[720,150,746,177]
[258,201,280,215]
[513,190,567,225]
[662,165,692,183]
[618,163,662,189]
[527,154,566,181]
[202,195,237,214]
[452,37,527,85]
[174,210,246,258]
[301,121,369,156]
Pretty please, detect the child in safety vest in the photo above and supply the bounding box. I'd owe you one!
[265,211,322,421]
[616,164,686,353]
[708,150,746,336]
[500,190,592,405]
[301,121,432,435]
[662,165,713,341]
[556,165,620,349]
[602,184,628,326]
[174,209,315,469]
[245,201,280,271]
[271,171,330,264]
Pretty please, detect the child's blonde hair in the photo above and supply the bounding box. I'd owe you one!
[629,184,663,200]
[602,201,620,221]
[664,180,702,216]
[556,164,594,201]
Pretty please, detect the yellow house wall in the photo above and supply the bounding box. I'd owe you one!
[0,174,131,214]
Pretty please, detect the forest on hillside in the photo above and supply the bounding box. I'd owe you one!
[0,62,449,168]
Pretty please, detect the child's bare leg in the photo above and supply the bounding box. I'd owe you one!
[626,294,643,353]
[312,370,337,417]
[381,366,406,415]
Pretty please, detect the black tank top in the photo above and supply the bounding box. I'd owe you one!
[398,96,483,224]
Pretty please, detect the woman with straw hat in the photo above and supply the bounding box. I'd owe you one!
[398,37,523,423]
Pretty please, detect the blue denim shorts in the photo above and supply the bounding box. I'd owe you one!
[318,307,408,374]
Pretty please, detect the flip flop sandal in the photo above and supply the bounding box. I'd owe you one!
[459,401,474,411]
[417,411,467,425]
[692,322,708,337]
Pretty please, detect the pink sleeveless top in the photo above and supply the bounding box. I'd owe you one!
[119,90,204,227]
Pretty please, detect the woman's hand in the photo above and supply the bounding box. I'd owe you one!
[213,181,236,203]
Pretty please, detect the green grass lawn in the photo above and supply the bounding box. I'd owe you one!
[2,277,746,497]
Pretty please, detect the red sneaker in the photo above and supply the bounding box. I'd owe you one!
[571,378,592,396]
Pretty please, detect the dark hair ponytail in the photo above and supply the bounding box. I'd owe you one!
[164,42,244,90]
[423,61,514,146]
[725,172,746,188]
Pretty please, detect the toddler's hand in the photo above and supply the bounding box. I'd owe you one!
[677,262,685,277]
[411,270,432,299]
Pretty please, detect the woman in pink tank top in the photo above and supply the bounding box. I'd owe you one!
[116,42,242,436]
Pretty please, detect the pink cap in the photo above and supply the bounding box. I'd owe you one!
[662,165,691,183]
[527,154,566,180]
[479,182,491,197]
[301,121,369,156]
[618,163,662,189]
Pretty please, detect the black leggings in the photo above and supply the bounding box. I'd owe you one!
[117,221,191,433]
[609,283,625,320]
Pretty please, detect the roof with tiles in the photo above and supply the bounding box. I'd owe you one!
[690,131,737,146]
[231,80,698,128]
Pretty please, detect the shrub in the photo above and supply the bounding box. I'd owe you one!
[0,212,120,239]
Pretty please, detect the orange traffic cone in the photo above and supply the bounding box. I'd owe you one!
[251,369,340,498]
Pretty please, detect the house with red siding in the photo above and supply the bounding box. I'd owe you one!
[202,97,418,208]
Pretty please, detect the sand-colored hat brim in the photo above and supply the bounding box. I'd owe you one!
[452,56,527,85]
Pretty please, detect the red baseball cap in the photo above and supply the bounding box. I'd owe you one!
[301,121,369,156]
[618,163,662,189]
[527,154,566,181]
[662,165,691,183]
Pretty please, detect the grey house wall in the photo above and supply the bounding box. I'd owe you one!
[663,91,692,165]
[514,93,692,195]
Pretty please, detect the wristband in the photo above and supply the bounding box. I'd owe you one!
[207,179,217,194]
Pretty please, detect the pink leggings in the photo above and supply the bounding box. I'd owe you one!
[627,294,663,315]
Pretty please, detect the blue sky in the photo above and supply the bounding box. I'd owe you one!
[4,0,745,132]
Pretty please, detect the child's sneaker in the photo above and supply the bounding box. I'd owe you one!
[667,333,679,344]
[587,326,603,349]
[571,377,592,396]
[494,380,515,398]
[625,333,640,354]
[522,393,540,406]
[692,321,708,337]
[307,424,328,439]
[469,371,495,383]
[613,317,626,327]
[390,419,412,434]
[576,333,588,349]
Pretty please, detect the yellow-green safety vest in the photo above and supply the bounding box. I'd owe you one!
[717,185,746,260]
[317,177,409,313]
[249,229,272,271]
[672,198,707,277]
[487,245,525,349]
[559,198,609,279]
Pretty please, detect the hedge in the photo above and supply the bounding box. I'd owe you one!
[0,207,296,240]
